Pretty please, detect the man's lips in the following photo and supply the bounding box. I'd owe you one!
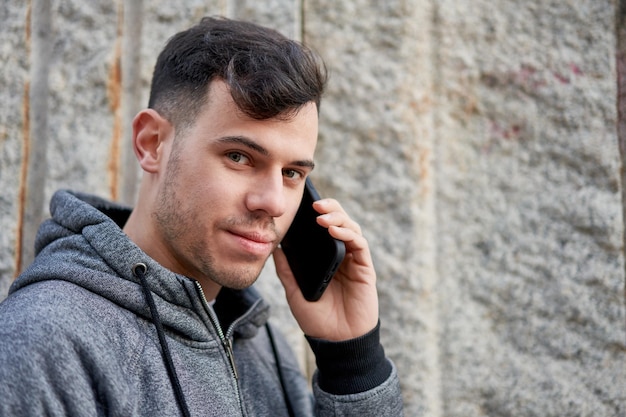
[227,229,276,256]
[230,229,275,244]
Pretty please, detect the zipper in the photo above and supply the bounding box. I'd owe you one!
[223,337,238,379]
[193,281,243,411]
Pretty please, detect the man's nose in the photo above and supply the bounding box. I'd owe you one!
[244,172,287,218]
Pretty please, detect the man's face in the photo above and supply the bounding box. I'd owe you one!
[152,80,319,293]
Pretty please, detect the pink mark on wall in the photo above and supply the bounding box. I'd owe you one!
[489,120,522,140]
[553,63,584,85]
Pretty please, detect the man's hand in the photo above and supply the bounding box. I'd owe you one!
[273,198,379,341]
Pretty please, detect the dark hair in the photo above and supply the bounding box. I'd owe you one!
[148,16,327,129]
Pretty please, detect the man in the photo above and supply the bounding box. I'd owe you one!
[0,17,403,416]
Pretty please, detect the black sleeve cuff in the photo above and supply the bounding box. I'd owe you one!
[305,321,392,395]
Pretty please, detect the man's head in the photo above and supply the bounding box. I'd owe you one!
[125,17,327,299]
[148,16,327,132]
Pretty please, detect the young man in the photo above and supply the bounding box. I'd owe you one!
[0,17,403,416]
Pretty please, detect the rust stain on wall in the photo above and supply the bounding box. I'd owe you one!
[107,4,124,201]
[14,3,32,278]
[15,81,31,278]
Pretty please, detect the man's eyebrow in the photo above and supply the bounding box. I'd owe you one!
[217,136,269,156]
[217,135,316,169]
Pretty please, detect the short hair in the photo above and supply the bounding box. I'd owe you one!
[148,16,328,130]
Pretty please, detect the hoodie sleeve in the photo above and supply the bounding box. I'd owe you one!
[0,302,97,415]
[306,322,404,416]
[311,364,403,417]
[0,281,137,417]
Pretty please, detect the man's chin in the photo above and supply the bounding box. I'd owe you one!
[211,266,263,290]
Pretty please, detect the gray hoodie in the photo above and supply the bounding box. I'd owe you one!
[0,190,403,416]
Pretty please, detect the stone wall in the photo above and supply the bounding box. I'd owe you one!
[1,0,624,415]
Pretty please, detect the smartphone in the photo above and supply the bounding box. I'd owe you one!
[281,178,346,302]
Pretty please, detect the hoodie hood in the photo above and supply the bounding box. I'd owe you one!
[12,190,270,341]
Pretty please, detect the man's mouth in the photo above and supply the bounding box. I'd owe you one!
[227,229,276,257]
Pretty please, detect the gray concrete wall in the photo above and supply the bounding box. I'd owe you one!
[1,1,624,415]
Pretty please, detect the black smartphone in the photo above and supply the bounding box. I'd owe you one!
[281,178,346,302]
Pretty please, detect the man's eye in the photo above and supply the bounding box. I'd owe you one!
[283,169,302,180]
[227,152,249,164]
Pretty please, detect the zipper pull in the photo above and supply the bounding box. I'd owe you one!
[224,338,239,380]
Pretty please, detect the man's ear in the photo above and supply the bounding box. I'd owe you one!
[131,109,173,173]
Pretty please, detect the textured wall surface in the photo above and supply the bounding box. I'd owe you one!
[1,1,625,416]
[433,1,625,415]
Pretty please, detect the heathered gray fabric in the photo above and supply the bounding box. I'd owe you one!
[0,190,402,417]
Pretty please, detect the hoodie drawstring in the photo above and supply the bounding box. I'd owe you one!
[266,323,296,417]
[133,263,191,417]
